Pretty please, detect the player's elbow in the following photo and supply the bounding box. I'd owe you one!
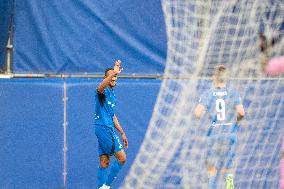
[239,110,245,117]
[238,108,245,118]
[194,105,204,119]
[195,112,201,119]
[237,110,245,122]
[194,109,202,119]
[236,105,245,119]
[119,158,126,165]
[97,86,104,94]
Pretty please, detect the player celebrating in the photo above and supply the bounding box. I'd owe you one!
[194,65,245,189]
[94,60,128,189]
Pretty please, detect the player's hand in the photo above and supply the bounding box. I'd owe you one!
[121,133,128,149]
[113,60,122,75]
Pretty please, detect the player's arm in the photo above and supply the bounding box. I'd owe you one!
[234,91,245,122]
[236,104,245,122]
[97,60,122,94]
[194,104,205,119]
[113,114,128,148]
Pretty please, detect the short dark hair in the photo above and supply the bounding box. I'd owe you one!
[104,68,114,76]
[215,64,226,73]
[214,64,227,83]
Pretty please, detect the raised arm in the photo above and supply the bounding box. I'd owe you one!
[97,60,122,94]
[113,114,128,148]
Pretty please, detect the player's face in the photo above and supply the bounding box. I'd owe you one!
[105,70,118,88]
[109,76,117,88]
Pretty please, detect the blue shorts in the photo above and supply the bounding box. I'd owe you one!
[95,124,124,156]
[205,137,236,169]
[206,124,238,169]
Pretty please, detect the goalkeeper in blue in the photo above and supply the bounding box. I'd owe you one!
[194,65,245,189]
[94,60,128,189]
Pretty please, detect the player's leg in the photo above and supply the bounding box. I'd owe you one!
[208,168,218,188]
[207,163,218,189]
[114,148,126,165]
[105,134,126,187]
[97,155,110,188]
[95,125,114,188]
[206,138,219,189]
[223,137,237,189]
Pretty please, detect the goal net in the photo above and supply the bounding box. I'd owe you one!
[123,0,284,188]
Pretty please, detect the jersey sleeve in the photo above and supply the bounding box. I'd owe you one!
[233,90,242,106]
[198,91,210,107]
[96,88,106,105]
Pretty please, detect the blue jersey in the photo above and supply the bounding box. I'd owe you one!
[199,87,242,125]
[198,87,242,138]
[94,87,116,128]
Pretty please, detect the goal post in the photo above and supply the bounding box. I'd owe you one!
[122,1,284,188]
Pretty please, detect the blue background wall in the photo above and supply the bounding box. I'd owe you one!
[13,0,167,75]
[0,0,13,71]
[0,79,283,188]
[0,78,161,188]
[0,79,64,188]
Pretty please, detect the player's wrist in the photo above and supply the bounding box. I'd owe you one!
[237,114,243,122]
[108,70,117,76]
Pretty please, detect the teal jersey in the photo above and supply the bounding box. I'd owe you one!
[94,87,116,128]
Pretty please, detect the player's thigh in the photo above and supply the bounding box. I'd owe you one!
[95,125,115,155]
[114,150,126,164]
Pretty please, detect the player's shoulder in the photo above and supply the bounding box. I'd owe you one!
[225,87,241,99]
[198,89,212,104]
[97,87,111,93]
[223,86,236,93]
[199,89,211,98]
[104,87,116,97]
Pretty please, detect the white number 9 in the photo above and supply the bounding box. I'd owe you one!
[216,99,226,120]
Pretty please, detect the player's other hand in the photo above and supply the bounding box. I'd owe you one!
[114,60,122,74]
[122,133,128,149]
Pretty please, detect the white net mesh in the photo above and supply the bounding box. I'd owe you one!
[122,1,284,188]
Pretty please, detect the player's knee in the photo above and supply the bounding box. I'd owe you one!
[118,155,126,165]
[100,160,110,168]
[119,158,126,165]
[100,156,110,168]
[207,165,217,176]
[115,150,126,165]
